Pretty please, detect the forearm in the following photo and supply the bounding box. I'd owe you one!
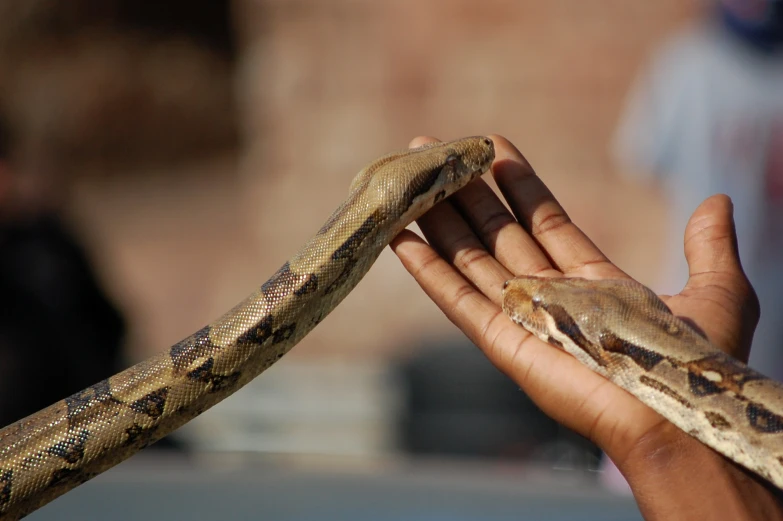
[614,422,783,521]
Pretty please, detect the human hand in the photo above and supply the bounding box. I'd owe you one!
[391,135,781,520]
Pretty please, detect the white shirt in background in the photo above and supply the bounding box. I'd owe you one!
[614,22,783,380]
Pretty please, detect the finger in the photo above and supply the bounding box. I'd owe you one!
[390,228,512,343]
[449,178,557,277]
[416,198,514,305]
[391,228,662,456]
[408,136,440,148]
[405,134,554,302]
[489,135,623,279]
[674,194,759,359]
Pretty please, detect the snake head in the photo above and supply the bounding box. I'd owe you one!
[412,135,496,194]
[502,276,560,344]
[371,136,495,229]
[435,136,496,184]
[503,275,681,351]
[502,276,610,347]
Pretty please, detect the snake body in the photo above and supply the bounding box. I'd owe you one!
[0,137,496,519]
[3,133,782,517]
[503,276,783,490]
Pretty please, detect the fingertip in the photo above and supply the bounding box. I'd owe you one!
[681,194,760,358]
[390,228,426,254]
[408,136,440,149]
[682,193,758,321]
[683,194,740,276]
[487,134,534,173]
[688,194,734,231]
[486,134,517,155]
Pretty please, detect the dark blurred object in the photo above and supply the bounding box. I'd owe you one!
[614,0,783,381]
[396,338,600,469]
[718,0,783,52]
[0,115,179,450]
[0,215,125,427]
[0,1,235,59]
[0,0,238,174]
[113,2,235,58]
[0,112,8,160]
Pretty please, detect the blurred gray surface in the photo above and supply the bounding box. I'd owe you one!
[28,453,642,521]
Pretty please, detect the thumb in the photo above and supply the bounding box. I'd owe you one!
[678,194,759,360]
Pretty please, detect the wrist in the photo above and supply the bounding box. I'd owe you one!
[610,420,783,521]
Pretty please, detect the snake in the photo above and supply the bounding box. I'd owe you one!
[0,136,495,519]
[503,276,783,490]
[2,134,782,518]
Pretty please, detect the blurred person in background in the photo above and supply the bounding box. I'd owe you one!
[0,1,235,445]
[610,0,783,493]
[0,116,126,429]
[614,0,783,380]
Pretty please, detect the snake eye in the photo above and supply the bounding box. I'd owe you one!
[446,155,458,167]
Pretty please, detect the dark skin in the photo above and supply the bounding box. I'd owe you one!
[391,135,783,521]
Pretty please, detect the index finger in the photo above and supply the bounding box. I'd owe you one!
[490,135,625,280]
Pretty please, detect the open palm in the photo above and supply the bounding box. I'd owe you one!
[392,135,778,520]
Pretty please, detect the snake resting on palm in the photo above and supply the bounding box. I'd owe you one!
[0,136,781,519]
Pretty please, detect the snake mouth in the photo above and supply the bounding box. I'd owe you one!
[502,281,534,324]
[501,278,551,339]
[476,138,495,174]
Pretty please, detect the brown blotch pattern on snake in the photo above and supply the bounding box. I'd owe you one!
[640,375,694,409]
[129,388,169,419]
[169,326,221,374]
[540,303,605,366]
[45,430,90,465]
[687,353,765,396]
[704,411,732,430]
[0,470,12,510]
[747,403,783,434]
[600,331,665,371]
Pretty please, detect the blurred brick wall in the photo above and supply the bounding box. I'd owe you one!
[19,0,702,454]
[63,0,700,363]
[226,0,698,358]
[0,0,237,173]
[236,0,697,172]
[179,0,704,455]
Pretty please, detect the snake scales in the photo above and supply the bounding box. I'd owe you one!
[1,135,782,518]
[0,137,495,519]
[503,276,783,490]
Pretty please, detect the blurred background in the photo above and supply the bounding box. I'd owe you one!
[1,0,781,519]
